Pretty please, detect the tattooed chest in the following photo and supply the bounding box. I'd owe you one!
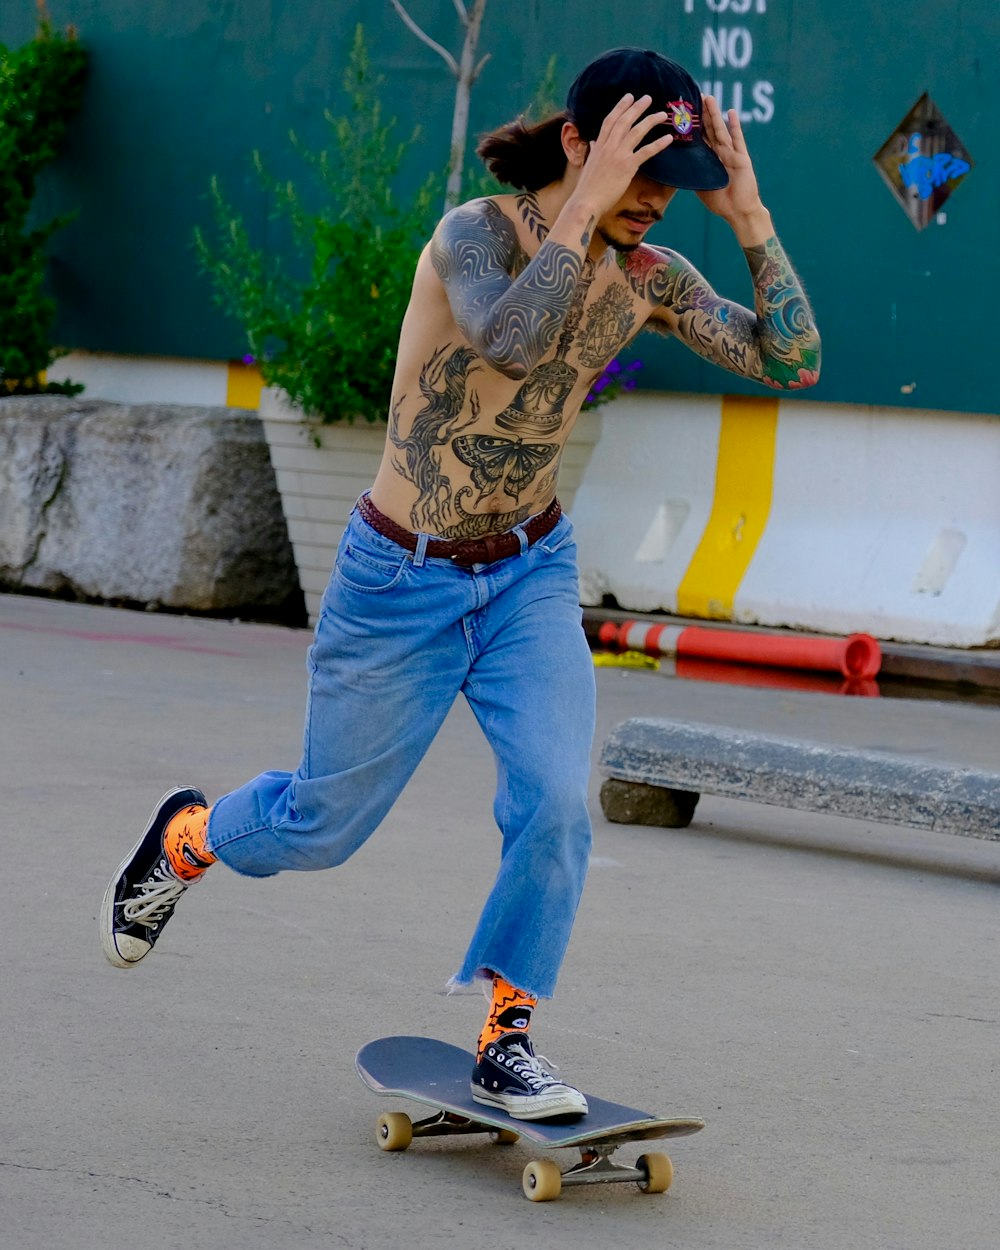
[388,272,639,535]
[490,280,637,445]
[574,283,638,368]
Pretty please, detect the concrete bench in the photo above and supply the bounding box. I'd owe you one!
[598,717,1000,840]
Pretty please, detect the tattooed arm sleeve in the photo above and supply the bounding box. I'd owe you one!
[430,199,588,381]
[639,237,821,390]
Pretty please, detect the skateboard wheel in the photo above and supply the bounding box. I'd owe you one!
[636,1152,673,1194]
[376,1111,413,1152]
[522,1159,562,1202]
[490,1129,520,1146]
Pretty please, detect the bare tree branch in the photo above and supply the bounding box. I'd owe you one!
[389,0,459,77]
[391,0,490,208]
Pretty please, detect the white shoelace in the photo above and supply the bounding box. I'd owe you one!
[120,862,187,929]
[502,1043,565,1090]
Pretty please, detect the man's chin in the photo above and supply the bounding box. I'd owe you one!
[597,227,640,254]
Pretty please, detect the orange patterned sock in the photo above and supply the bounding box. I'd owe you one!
[163,803,216,882]
[477,974,537,1058]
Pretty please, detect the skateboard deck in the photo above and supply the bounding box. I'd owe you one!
[356,1035,705,1201]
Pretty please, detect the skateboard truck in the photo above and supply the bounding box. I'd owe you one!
[517,1141,673,1202]
[561,1142,672,1191]
[381,1108,519,1146]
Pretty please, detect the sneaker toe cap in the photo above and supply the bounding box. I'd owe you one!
[108,932,153,966]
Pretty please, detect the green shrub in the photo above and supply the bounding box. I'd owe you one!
[0,4,87,396]
[195,25,437,424]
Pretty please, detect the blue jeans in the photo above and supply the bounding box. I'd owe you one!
[205,503,596,998]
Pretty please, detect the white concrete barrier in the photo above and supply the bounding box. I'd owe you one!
[571,393,1000,648]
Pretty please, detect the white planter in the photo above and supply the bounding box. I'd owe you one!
[259,386,604,624]
[258,387,387,623]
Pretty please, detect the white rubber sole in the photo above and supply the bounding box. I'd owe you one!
[472,1085,589,1121]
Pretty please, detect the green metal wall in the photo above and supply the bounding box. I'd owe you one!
[4,1,996,413]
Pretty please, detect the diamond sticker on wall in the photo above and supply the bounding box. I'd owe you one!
[873,93,973,230]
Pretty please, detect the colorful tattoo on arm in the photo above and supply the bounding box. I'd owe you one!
[431,200,590,380]
[622,238,821,390]
[743,238,821,388]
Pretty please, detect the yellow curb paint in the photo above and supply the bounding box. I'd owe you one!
[676,393,779,620]
[225,361,264,410]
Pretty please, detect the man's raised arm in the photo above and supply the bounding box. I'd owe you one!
[637,96,821,390]
[636,234,821,390]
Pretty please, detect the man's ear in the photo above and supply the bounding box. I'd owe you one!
[561,121,590,169]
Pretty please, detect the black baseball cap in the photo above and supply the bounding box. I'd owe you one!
[566,47,729,191]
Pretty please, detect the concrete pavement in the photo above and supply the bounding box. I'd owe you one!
[2,591,998,1249]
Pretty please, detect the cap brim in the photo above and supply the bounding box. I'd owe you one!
[640,141,729,191]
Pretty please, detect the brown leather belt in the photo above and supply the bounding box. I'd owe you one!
[357,493,562,567]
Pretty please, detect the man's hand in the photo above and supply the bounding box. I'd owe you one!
[567,93,675,223]
[696,96,773,247]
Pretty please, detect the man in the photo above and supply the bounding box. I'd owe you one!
[101,47,819,1120]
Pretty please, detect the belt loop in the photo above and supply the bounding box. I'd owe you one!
[512,524,529,556]
[413,532,429,568]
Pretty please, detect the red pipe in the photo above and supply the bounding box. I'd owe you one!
[677,626,882,679]
[598,620,882,679]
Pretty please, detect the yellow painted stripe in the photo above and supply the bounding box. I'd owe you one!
[676,393,779,620]
[225,361,264,409]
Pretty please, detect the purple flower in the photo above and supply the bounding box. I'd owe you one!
[242,353,256,365]
[605,358,622,374]
[627,359,643,371]
[623,378,637,391]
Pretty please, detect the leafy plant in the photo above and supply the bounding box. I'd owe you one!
[195,25,437,424]
[0,2,87,396]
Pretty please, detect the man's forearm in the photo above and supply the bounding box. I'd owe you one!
[477,238,584,379]
[477,195,599,379]
[744,233,821,389]
[432,199,592,381]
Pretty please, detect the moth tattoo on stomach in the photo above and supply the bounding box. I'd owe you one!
[452,434,559,504]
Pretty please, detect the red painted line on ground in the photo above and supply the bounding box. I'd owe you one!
[0,619,247,657]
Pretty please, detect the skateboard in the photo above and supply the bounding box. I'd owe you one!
[356,1035,705,1202]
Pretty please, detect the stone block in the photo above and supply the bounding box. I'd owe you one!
[599,777,699,828]
[0,397,300,615]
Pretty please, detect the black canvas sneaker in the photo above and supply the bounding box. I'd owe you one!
[471,1032,589,1121]
[100,786,208,968]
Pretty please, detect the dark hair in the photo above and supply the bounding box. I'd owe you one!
[476,112,569,191]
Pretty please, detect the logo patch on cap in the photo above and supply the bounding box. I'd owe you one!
[667,99,699,139]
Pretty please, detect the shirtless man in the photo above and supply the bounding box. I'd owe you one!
[101,48,819,1120]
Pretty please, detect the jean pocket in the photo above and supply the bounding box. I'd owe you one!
[334,542,410,593]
